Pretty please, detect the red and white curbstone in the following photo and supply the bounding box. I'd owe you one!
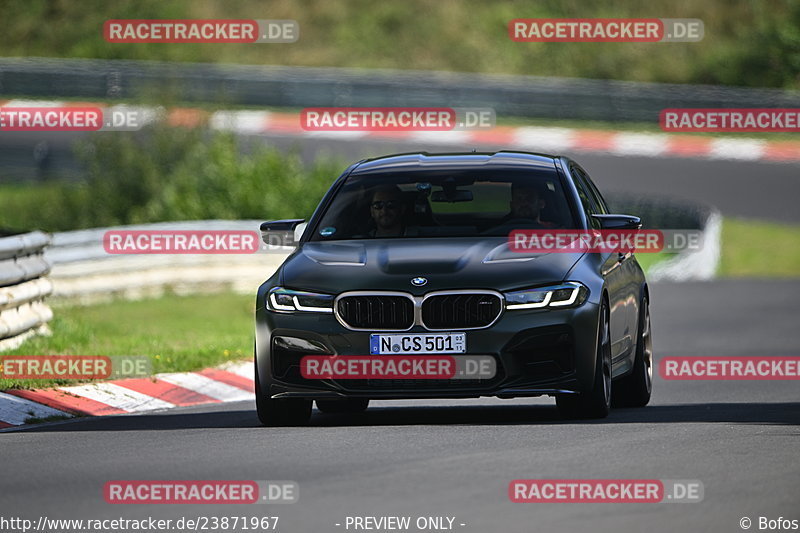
[1,99,798,163]
[0,361,254,428]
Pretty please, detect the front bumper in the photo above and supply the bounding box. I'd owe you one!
[255,301,600,400]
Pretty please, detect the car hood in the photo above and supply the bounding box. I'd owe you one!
[279,238,584,294]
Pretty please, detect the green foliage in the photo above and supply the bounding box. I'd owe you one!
[0,183,67,233]
[0,0,797,88]
[0,125,343,231]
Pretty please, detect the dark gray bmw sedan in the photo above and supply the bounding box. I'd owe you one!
[255,151,653,425]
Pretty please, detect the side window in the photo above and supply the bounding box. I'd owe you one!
[581,168,610,214]
[571,166,602,230]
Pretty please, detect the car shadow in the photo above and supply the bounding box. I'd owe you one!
[12,401,800,432]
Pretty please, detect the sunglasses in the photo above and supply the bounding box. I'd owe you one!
[370,200,402,210]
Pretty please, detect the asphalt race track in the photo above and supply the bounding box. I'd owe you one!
[2,280,799,533]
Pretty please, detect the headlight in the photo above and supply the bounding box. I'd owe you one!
[504,282,588,310]
[267,287,334,313]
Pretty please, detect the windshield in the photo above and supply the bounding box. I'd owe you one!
[309,168,579,241]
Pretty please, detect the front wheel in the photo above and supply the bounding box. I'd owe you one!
[556,301,611,419]
[254,356,312,427]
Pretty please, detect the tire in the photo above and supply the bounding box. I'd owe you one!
[612,295,653,408]
[254,355,312,427]
[316,398,370,414]
[556,301,611,419]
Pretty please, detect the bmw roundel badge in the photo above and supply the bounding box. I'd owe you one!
[411,277,428,287]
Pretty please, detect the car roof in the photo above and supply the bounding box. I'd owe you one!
[350,151,562,175]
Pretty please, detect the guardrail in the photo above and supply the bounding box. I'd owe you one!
[0,231,53,351]
[2,57,800,122]
[46,221,288,305]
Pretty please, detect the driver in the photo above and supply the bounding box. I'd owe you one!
[368,185,408,237]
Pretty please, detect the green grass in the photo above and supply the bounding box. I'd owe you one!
[719,217,800,278]
[0,292,255,390]
[635,218,800,278]
[1,0,798,89]
[633,251,676,273]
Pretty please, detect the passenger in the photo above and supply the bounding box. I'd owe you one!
[502,184,557,227]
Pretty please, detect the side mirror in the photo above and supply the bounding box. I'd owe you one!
[260,219,306,248]
[591,214,642,230]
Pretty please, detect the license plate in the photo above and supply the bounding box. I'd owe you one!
[370,333,466,355]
